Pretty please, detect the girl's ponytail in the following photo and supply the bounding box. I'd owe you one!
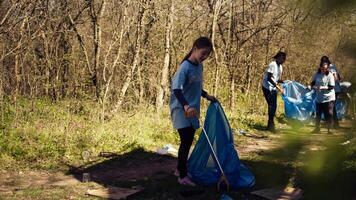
[181,49,193,64]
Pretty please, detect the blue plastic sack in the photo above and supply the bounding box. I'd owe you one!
[282,80,316,121]
[335,98,347,119]
[282,80,348,121]
[188,102,255,190]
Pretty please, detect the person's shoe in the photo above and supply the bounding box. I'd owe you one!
[311,127,320,134]
[267,124,277,133]
[178,176,196,187]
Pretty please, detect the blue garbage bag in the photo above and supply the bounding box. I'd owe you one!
[188,102,255,190]
[282,80,316,121]
[282,80,349,121]
[335,98,347,119]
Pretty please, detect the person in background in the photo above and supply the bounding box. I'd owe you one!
[311,62,336,134]
[320,56,341,128]
[261,51,286,132]
[169,37,217,186]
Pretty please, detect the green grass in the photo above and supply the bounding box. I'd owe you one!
[1,96,355,199]
[0,98,179,170]
[0,94,274,170]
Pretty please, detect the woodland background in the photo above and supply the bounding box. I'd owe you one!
[0,0,355,168]
[1,0,355,115]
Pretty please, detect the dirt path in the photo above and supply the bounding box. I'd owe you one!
[0,121,353,199]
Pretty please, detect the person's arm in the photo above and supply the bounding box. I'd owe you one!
[311,73,318,90]
[171,63,194,114]
[318,85,334,90]
[334,65,342,81]
[201,89,217,102]
[173,89,188,107]
[201,90,207,98]
[311,81,315,87]
[173,89,196,117]
[267,73,283,92]
[267,73,277,87]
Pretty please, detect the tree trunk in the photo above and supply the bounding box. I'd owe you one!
[13,54,20,101]
[226,1,234,109]
[115,2,145,109]
[0,48,4,131]
[90,0,106,101]
[103,0,131,116]
[212,0,223,97]
[229,74,235,109]
[156,0,174,110]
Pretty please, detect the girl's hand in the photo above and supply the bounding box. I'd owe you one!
[184,105,197,118]
[206,94,217,102]
[313,86,321,91]
[277,85,284,94]
[319,86,328,90]
[279,87,284,94]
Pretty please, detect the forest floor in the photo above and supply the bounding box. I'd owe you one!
[0,120,355,200]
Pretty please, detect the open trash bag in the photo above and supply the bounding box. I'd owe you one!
[188,102,255,190]
[282,80,316,122]
[282,80,350,121]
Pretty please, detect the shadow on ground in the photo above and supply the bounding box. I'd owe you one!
[66,123,356,200]
[66,148,269,199]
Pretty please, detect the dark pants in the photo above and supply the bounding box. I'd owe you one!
[262,87,277,127]
[315,101,334,130]
[177,126,195,178]
[333,93,340,127]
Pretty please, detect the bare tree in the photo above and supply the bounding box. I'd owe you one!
[115,0,148,109]
[211,0,225,97]
[156,0,174,110]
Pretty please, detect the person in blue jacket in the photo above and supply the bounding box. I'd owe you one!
[311,62,336,134]
[169,37,217,186]
[261,51,286,132]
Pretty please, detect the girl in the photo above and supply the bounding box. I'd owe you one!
[311,62,336,134]
[261,51,286,132]
[169,37,216,186]
[320,56,341,128]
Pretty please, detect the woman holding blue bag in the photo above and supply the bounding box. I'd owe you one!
[169,37,217,186]
[261,51,287,132]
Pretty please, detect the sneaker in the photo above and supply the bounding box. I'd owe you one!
[267,126,278,133]
[311,127,320,134]
[178,176,196,187]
